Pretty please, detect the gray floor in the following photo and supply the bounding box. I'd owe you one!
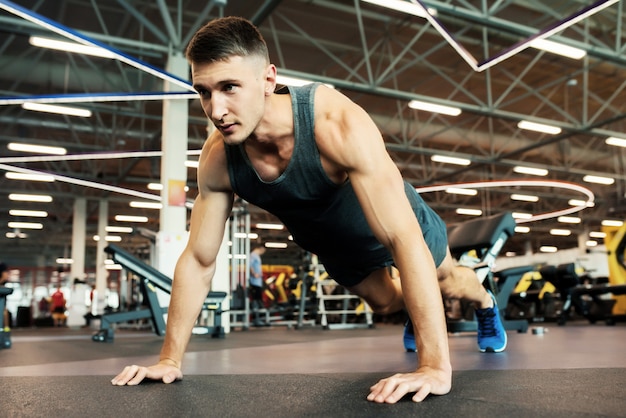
[1,321,626,417]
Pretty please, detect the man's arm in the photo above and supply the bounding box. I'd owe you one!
[314,87,452,402]
[112,135,234,386]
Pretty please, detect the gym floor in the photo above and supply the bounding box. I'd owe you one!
[1,321,625,417]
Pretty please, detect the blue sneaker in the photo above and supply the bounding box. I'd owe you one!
[403,320,416,352]
[476,291,507,353]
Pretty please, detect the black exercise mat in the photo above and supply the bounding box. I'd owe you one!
[1,369,624,417]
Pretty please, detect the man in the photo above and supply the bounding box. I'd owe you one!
[1,263,10,329]
[112,16,507,403]
[249,243,268,326]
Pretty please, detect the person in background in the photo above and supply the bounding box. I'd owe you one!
[50,286,67,327]
[1,263,10,329]
[249,243,268,327]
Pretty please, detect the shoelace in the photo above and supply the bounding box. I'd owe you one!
[477,309,497,337]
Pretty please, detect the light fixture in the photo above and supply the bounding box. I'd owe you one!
[583,175,614,185]
[255,223,284,230]
[5,172,55,182]
[589,231,606,238]
[409,100,461,116]
[540,246,558,253]
[445,187,477,196]
[6,231,27,239]
[105,226,133,233]
[456,208,482,216]
[513,166,549,176]
[148,183,163,190]
[265,242,288,249]
[105,264,122,270]
[586,240,598,247]
[8,221,43,229]
[8,193,53,202]
[512,212,533,220]
[550,229,571,236]
[55,258,74,264]
[431,155,471,166]
[601,220,624,227]
[114,215,149,223]
[569,199,595,207]
[361,0,436,18]
[515,226,530,233]
[185,160,199,168]
[276,74,335,89]
[517,120,562,135]
[22,102,92,118]
[529,38,586,60]
[233,232,259,239]
[8,142,67,155]
[29,35,116,59]
[510,194,539,202]
[130,201,163,209]
[606,136,626,147]
[93,235,123,242]
[557,216,581,224]
[9,209,48,218]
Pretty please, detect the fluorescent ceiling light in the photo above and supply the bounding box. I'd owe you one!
[256,223,284,230]
[540,246,558,253]
[56,258,74,264]
[515,226,530,234]
[147,183,163,190]
[5,172,55,182]
[233,232,259,239]
[445,187,477,196]
[517,120,562,135]
[568,199,594,207]
[114,215,149,223]
[589,231,606,238]
[29,36,116,58]
[557,216,581,224]
[409,100,461,116]
[22,102,91,118]
[601,220,624,227]
[185,160,199,168]
[265,242,288,249]
[361,0,436,18]
[8,193,53,202]
[8,221,43,229]
[513,166,548,176]
[8,142,67,155]
[105,226,133,233]
[512,212,533,219]
[529,38,586,60]
[586,240,598,247]
[431,155,471,166]
[510,194,539,202]
[550,229,571,236]
[6,231,27,239]
[276,74,334,89]
[130,201,163,209]
[9,209,48,217]
[583,175,614,185]
[93,235,123,242]
[605,136,626,147]
[456,208,482,216]
[105,264,123,270]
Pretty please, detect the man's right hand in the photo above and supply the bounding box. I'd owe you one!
[111,362,183,386]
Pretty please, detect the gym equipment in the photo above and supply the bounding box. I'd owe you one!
[446,211,529,333]
[92,244,227,342]
[0,287,13,349]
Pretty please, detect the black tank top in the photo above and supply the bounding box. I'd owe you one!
[224,83,393,276]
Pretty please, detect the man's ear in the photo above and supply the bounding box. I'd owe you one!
[265,64,277,95]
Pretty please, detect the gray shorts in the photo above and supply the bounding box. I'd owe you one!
[321,183,448,287]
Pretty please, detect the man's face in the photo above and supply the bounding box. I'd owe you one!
[192,55,273,145]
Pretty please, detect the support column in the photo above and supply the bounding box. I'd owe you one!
[157,50,189,274]
[70,198,86,281]
[94,200,108,314]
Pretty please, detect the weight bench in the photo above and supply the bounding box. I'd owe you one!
[446,211,529,333]
[0,287,14,349]
[92,244,227,342]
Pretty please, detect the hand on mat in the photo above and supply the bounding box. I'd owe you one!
[111,362,183,386]
[367,367,451,403]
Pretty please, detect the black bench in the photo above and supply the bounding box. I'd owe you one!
[92,244,227,342]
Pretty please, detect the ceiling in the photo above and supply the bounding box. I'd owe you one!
[0,0,625,268]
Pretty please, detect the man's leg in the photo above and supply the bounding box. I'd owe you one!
[436,249,507,352]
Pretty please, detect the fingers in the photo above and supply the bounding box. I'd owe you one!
[111,365,147,386]
[367,373,442,404]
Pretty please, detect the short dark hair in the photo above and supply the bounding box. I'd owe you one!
[0,263,7,274]
[185,16,269,65]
